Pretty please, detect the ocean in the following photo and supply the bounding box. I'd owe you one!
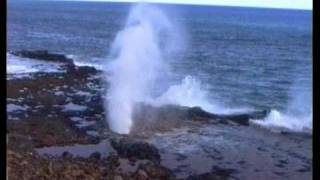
[7,1,312,132]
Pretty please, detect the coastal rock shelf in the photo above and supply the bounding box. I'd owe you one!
[7,50,312,180]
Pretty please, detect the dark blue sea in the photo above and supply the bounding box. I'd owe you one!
[7,0,312,130]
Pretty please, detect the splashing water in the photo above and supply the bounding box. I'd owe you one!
[254,110,312,132]
[253,77,312,133]
[105,3,311,135]
[105,2,255,133]
[105,3,178,134]
[155,76,221,113]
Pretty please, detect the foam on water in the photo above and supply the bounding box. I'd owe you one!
[252,77,312,133]
[155,75,254,115]
[7,53,66,75]
[67,54,104,71]
[61,102,87,112]
[7,104,29,113]
[252,110,312,133]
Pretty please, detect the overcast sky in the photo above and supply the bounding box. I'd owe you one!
[65,0,312,10]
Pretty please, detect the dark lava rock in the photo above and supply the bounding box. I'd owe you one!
[10,50,76,72]
[110,138,161,163]
[132,103,270,132]
[136,162,175,180]
[10,50,103,75]
[68,66,99,76]
[187,106,220,120]
[185,166,237,180]
[7,148,118,180]
[131,169,149,180]
[62,151,73,159]
[131,103,270,137]
[11,50,73,64]
[89,152,101,160]
[7,118,90,148]
[188,106,270,126]
[131,104,187,136]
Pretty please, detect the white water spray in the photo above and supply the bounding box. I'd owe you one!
[105,3,179,134]
[254,77,312,132]
[105,3,250,134]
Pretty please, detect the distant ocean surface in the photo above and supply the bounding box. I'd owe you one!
[7,1,312,131]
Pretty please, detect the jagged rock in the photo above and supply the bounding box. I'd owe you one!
[10,50,103,75]
[133,103,270,129]
[89,152,101,160]
[68,66,98,76]
[184,106,270,125]
[10,50,76,73]
[110,138,161,163]
[132,169,148,180]
[137,162,175,180]
[185,166,237,180]
[11,50,73,64]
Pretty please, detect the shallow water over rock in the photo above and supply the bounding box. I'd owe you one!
[35,139,115,158]
[146,123,312,179]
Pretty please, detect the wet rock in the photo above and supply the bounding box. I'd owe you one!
[187,106,219,120]
[62,151,73,159]
[131,104,186,135]
[132,103,270,131]
[11,50,74,65]
[185,166,237,180]
[110,138,161,163]
[296,165,311,172]
[188,106,270,126]
[114,175,123,180]
[237,160,245,165]
[175,153,188,161]
[7,117,93,148]
[106,154,121,168]
[274,171,285,176]
[89,152,101,160]
[9,50,102,75]
[134,169,148,179]
[7,140,127,180]
[279,159,288,164]
[137,162,175,180]
[68,66,99,77]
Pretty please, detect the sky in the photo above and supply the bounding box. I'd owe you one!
[65,0,312,10]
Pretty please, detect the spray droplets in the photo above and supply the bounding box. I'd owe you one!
[105,3,174,134]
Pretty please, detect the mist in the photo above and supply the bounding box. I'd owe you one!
[105,3,183,134]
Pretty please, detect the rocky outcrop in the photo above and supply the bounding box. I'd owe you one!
[110,138,161,163]
[185,166,237,180]
[11,50,74,64]
[9,50,99,74]
[7,134,174,180]
[187,106,270,126]
[131,103,270,135]
[133,162,175,180]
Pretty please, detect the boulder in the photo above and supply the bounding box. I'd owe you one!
[11,50,76,72]
[137,162,175,180]
[110,138,161,163]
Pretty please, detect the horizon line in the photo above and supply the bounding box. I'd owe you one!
[52,0,312,10]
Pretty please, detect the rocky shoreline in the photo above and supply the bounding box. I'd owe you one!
[7,50,312,180]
